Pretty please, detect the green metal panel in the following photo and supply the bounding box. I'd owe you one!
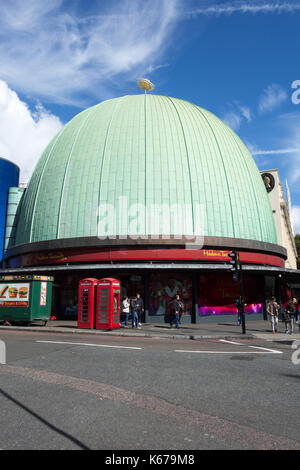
[0,276,53,322]
[14,95,277,245]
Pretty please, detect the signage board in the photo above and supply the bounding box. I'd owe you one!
[40,282,47,306]
[0,282,30,307]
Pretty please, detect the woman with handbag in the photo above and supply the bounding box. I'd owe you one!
[267,297,279,334]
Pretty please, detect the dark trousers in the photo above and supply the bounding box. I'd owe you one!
[136,310,142,322]
[170,313,179,328]
[132,311,139,328]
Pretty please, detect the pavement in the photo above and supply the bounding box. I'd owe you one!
[1,317,300,342]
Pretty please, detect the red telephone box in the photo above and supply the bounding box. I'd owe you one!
[77,278,98,329]
[95,278,121,330]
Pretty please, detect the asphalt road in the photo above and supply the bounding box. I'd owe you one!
[0,329,300,451]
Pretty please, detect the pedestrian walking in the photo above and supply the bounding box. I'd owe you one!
[170,294,183,329]
[130,296,141,329]
[293,298,300,325]
[122,296,130,328]
[235,296,244,326]
[136,293,144,326]
[283,299,295,335]
[267,296,279,333]
[178,297,184,324]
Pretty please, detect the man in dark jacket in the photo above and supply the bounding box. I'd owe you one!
[170,295,183,329]
[136,293,144,325]
[130,297,140,329]
[284,299,295,334]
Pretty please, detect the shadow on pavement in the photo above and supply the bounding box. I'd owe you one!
[0,387,91,450]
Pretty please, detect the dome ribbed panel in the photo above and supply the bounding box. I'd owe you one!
[14,94,277,246]
[33,108,93,242]
[196,107,265,241]
[56,99,121,239]
[97,95,146,237]
[144,96,193,235]
[14,129,63,245]
[169,98,235,238]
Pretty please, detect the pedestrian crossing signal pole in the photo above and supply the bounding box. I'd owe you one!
[239,256,246,335]
[228,250,246,334]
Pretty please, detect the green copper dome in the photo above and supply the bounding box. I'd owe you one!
[15,94,277,245]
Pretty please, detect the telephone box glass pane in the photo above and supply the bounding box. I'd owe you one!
[98,287,109,324]
[80,288,89,322]
[113,291,119,324]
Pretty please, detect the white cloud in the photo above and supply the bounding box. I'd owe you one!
[222,110,243,130]
[186,1,300,17]
[222,103,251,130]
[0,0,179,106]
[252,148,300,155]
[0,80,63,182]
[258,83,288,113]
[240,106,252,122]
[258,84,288,114]
[292,206,300,235]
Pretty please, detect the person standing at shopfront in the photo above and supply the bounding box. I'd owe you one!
[284,299,295,335]
[136,293,144,326]
[122,296,130,328]
[293,298,300,324]
[236,297,243,326]
[170,294,183,329]
[267,296,279,334]
[130,296,141,329]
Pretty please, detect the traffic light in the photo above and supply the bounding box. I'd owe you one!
[228,251,239,276]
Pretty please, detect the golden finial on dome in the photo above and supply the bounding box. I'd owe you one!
[137,78,155,93]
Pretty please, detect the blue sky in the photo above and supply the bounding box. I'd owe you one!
[0,0,300,231]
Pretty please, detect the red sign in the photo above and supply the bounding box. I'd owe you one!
[0,301,29,307]
[10,247,285,268]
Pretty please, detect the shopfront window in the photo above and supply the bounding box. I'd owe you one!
[149,273,192,319]
[198,272,263,316]
[59,273,81,319]
[115,274,144,300]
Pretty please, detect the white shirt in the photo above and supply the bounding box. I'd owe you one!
[122,299,130,313]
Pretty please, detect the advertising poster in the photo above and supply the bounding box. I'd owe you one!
[40,282,47,306]
[0,283,30,307]
[149,274,192,317]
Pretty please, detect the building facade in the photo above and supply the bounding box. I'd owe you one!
[1,94,299,322]
[261,169,297,270]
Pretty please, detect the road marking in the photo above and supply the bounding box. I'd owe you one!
[219,340,283,355]
[36,341,282,355]
[0,340,6,364]
[248,345,282,354]
[174,350,282,354]
[219,339,243,345]
[36,340,142,350]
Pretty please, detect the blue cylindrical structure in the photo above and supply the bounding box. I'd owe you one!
[4,187,25,252]
[0,158,20,264]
